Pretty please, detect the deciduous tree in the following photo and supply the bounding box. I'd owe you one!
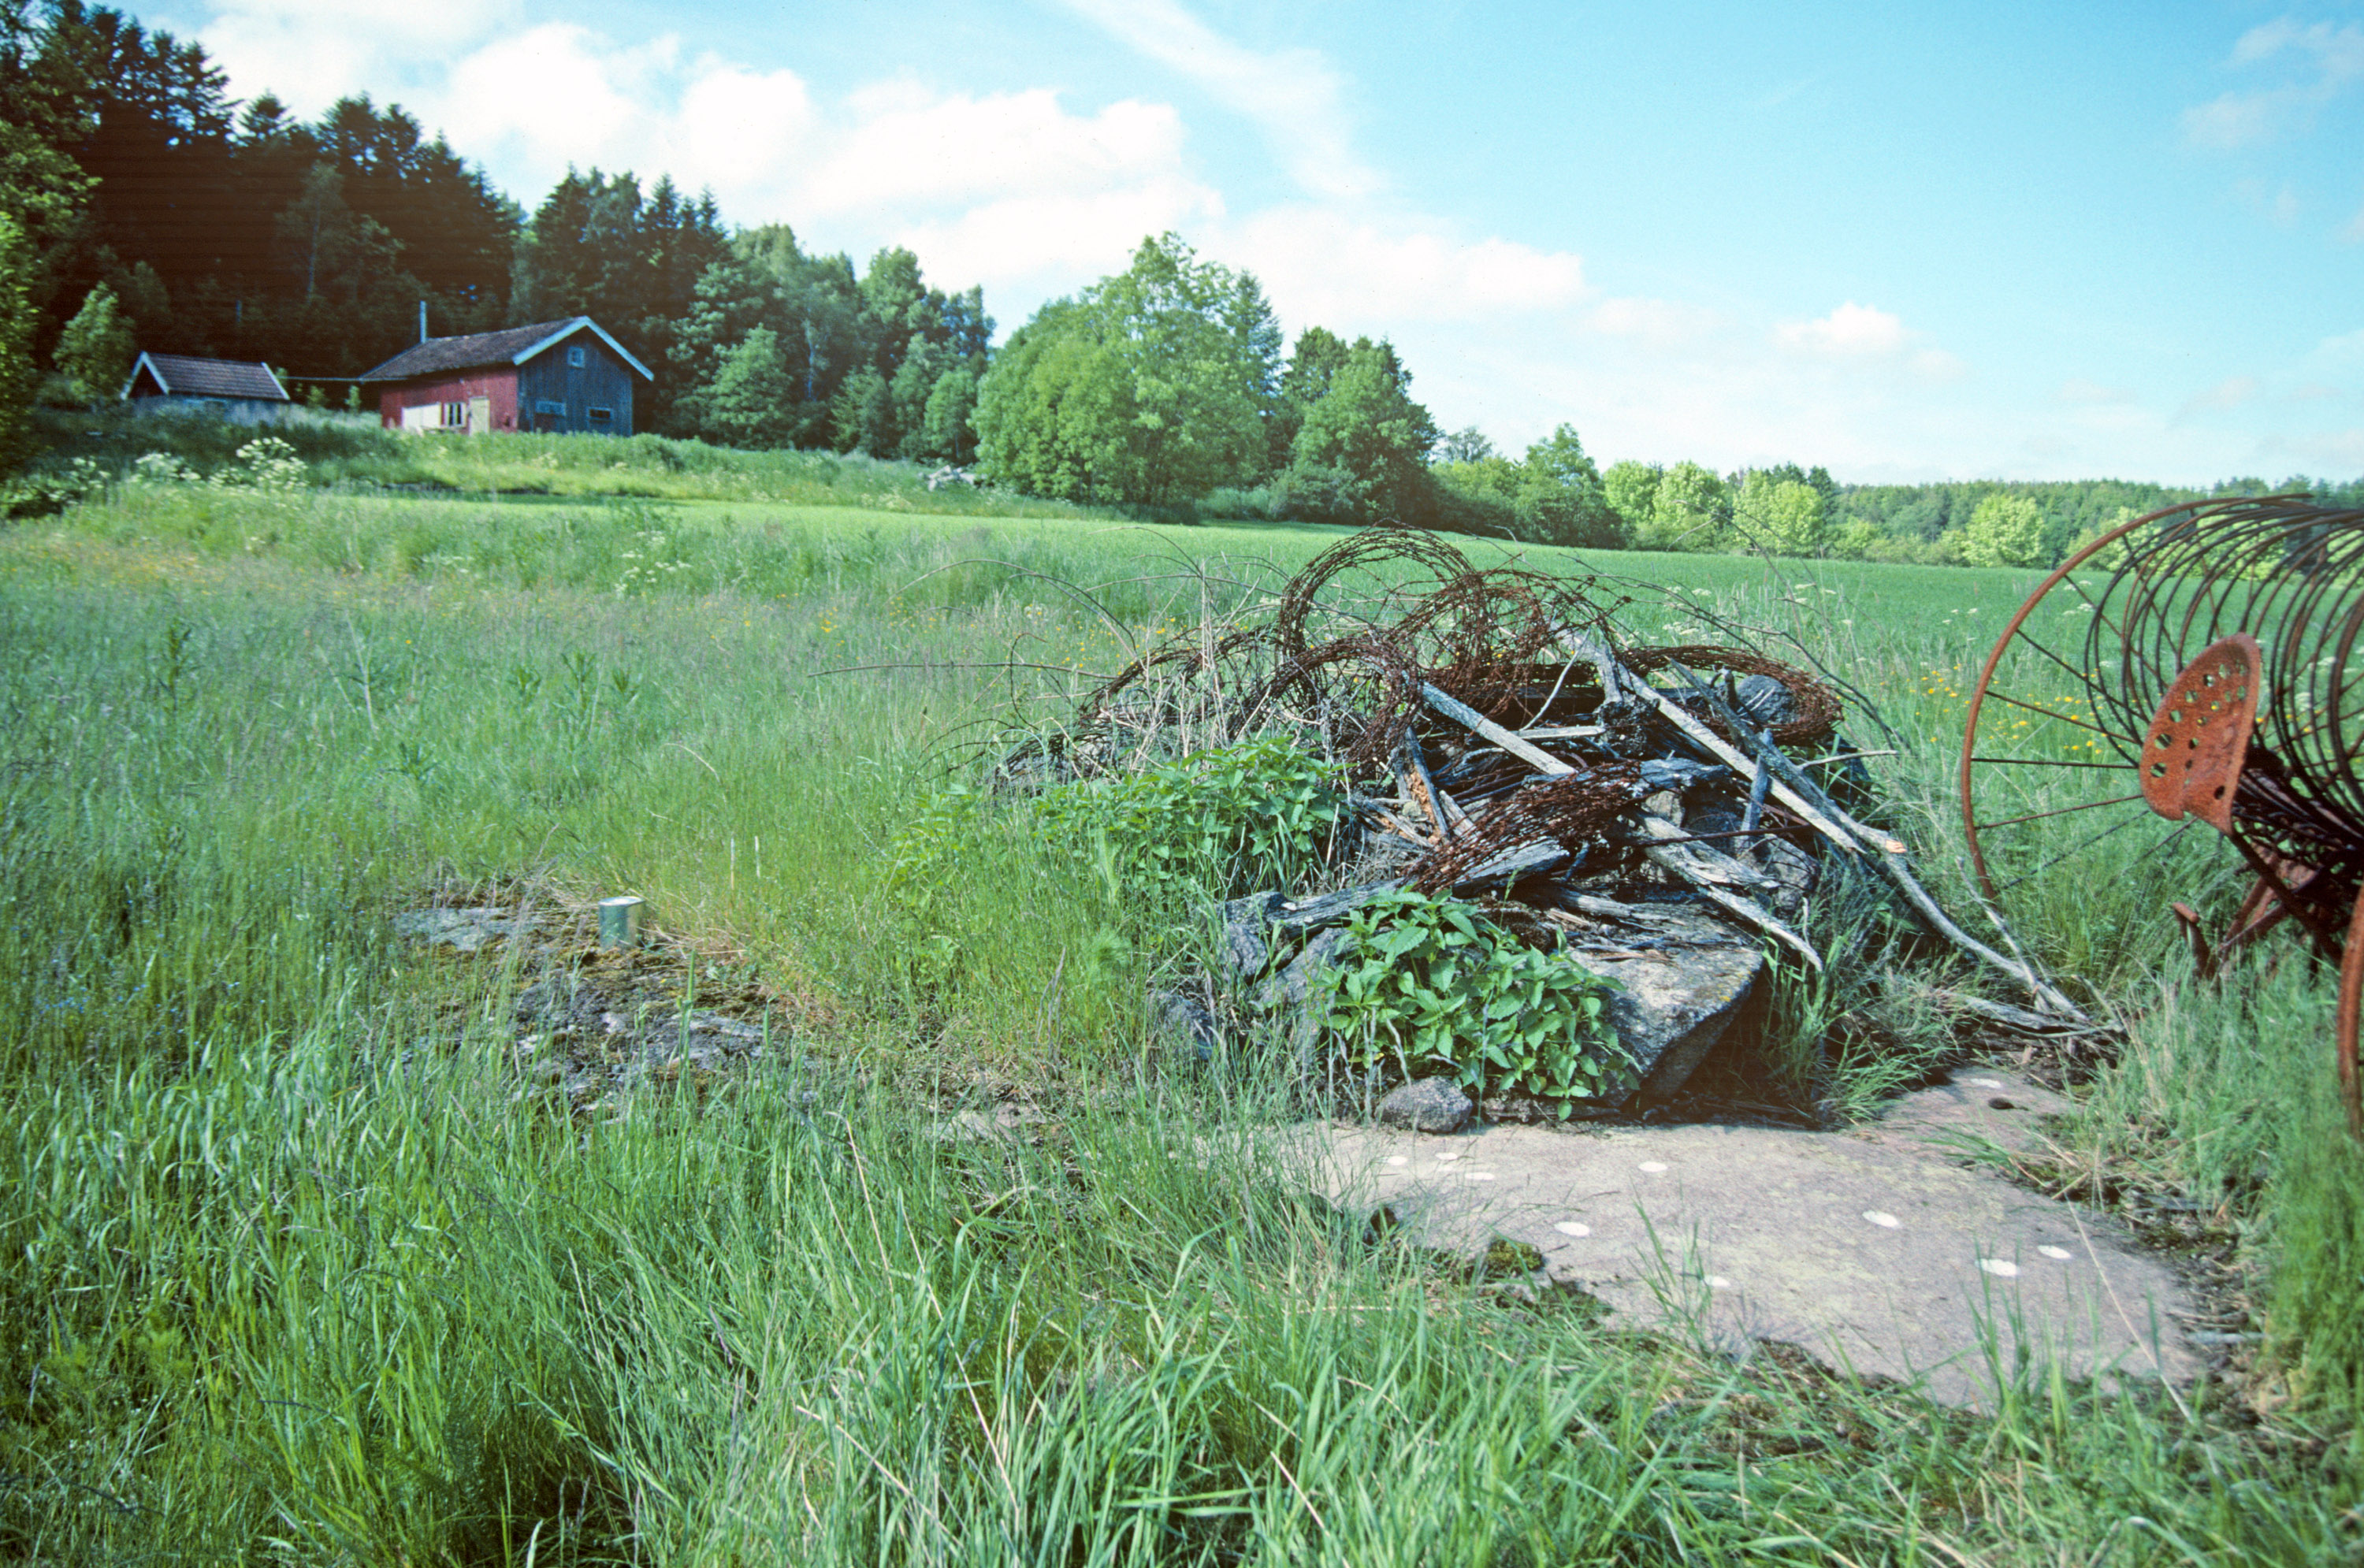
[976,235,1273,505]
[52,278,131,403]
[1734,470,1831,557]
[1958,492,2049,567]
[1284,336,1440,522]
[1602,459,1662,533]
[1644,461,1731,551]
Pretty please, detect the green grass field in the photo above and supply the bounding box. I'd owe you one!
[3,477,2359,1562]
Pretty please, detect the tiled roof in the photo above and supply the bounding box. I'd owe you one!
[127,353,288,401]
[358,317,652,382]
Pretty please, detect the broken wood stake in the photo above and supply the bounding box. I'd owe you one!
[1419,683,1573,777]
[1636,845,1823,970]
[1659,656,2090,1022]
[1563,640,1892,857]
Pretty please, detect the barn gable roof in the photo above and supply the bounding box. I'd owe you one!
[123,352,289,402]
[357,317,653,383]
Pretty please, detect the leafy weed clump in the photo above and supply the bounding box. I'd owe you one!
[1035,734,1347,903]
[1318,888,1631,1111]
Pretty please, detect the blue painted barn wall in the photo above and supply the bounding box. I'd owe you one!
[516,333,639,437]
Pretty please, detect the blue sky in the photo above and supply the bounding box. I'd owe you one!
[145,0,2364,484]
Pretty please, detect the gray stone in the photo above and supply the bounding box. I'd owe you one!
[1558,908,1764,1099]
[1217,893,1288,980]
[1252,927,1347,1061]
[1735,672,1797,730]
[392,906,537,952]
[1221,882,1409,982]
[1757,835,1819,920]
[1315,1071,2202,1409]
[1252,927,1346,1015]
[1378,1076,1474,1133]
[1150,987,1221,1062]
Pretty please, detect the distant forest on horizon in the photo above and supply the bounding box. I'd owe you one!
[1,0,2354,566]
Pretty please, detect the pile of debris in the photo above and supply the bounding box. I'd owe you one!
[392,891,805,1117]
[1013,529,2085,1118]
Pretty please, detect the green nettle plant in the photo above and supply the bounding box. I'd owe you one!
[1318,889,1631,1113]
[1035,735,1345,901]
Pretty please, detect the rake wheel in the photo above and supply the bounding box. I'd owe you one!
[1961,495,2364,1133]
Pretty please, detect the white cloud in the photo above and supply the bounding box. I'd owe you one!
[1775,300,1907,357]
[1588,295,1721,345]
[2176,374,2262,420]
[2234,179,2306,225]
[197,0,522,113]
[895,178,1223,300]
[1227,206,1585,330]
[2184,90,2289,150]
[2184,17,2364,148]
[431,31,1205,251]
[1772,302,1965,382]
[191,2,1219,299]
[1054,0,1377,199]
[2231,17,2364,76]
[803,90,1188,216]
[2288,426,2364,467]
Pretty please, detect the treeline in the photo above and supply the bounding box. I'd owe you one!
[973,235,1630,546]
[2,1,2353,559]
[968,235,2362,563]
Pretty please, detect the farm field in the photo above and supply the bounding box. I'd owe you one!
[3,481,2359,1562]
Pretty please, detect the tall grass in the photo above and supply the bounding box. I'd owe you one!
[20,407,1119,518]
[7,1026,2354,1562]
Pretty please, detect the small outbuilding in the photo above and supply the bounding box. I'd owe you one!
[357,317,652,437]
[121,353,292,424]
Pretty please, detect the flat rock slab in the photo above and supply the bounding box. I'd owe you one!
[1316,1072,2200,1407]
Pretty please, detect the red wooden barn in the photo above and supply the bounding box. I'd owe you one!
[357,317,652,437]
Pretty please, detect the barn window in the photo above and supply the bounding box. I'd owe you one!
[567,346,586,368]
[588,407,613,425]
[441,401,466,428]
[535,399,567,415]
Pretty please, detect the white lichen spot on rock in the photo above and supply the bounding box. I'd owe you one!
[1864,1210,1901,1228]
[1978,1258,2020,1278]
[1553,1221,1591,1237]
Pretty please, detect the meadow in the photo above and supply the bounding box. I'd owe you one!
[2,468,2359,1562]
